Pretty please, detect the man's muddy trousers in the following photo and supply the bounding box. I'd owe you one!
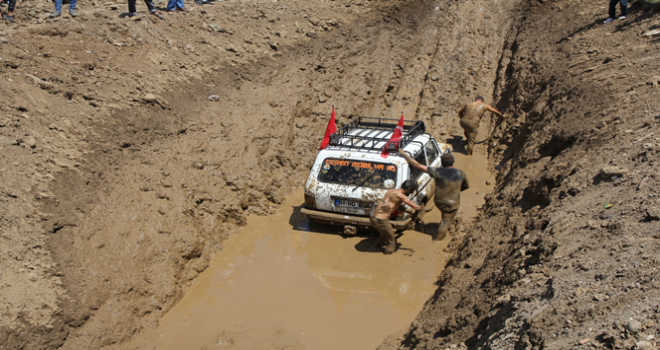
[370,216,397,254]
[460,120,479,156]
[435,205,458,241]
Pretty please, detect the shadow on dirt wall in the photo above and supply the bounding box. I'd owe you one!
[37,1,448,349]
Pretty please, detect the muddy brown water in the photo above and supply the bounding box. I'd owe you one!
[107,151,493,350]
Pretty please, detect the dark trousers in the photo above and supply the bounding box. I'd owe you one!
[128,0,155,13]
[7,0,16,12]
[609,0,628,19]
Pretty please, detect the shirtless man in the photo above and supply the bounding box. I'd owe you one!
[370,179,421,254]
[457,96,503,155]
[401,152,469,241]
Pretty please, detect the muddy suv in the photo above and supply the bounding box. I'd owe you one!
[300,117,452,234]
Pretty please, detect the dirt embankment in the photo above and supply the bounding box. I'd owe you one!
[2,0,659,349]
[394,0,660,349]
[1,0,523,349]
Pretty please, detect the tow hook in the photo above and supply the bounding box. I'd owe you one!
[343,225,357,236]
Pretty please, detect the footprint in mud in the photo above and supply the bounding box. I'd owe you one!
[201,329,304,350]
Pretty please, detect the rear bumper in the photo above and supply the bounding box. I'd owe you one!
[299,206,411,230]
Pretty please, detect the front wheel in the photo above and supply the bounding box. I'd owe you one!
[424,199,434,212]
[404,201,426,231]
[416,201,427,221]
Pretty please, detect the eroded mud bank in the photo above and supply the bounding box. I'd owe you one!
[3,0,658,349]
[2,0,525,349]
[393,1,660,349]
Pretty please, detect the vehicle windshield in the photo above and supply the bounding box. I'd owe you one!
[317,158,398,189]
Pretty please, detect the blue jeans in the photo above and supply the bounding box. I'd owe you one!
[609,0,628,19]
[55,0,77,13]
[166,0,183,10]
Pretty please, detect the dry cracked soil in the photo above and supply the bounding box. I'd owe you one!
[1,0,660,349]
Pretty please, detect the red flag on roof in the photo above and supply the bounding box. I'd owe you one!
[318,106,337,150]
[381,114,405,159]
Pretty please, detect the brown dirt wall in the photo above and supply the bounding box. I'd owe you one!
[390,0,660,349]
[2,0,658,349]
[0,0,526,349]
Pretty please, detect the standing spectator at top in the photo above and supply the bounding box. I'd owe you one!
[604,0,627,23]
[50,0,78,18]
[2,0,15,22]
[127,0,164,19]
[166,0,188,13]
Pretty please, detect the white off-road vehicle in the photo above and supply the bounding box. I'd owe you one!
[300,117,452,235]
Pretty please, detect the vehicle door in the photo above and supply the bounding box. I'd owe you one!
[423,140,442,196]
[409,147,431,205]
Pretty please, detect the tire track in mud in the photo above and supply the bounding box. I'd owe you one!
[34,1,526,348]
[393,1,660,349]
[3,0,533,349]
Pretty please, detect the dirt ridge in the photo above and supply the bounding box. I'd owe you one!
[1,0,659,349]
[393,1,660,349]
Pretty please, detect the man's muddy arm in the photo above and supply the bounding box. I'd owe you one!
[400,151,428,173]
[399,193,421,211]
[461,175,470,191]
[457,105,466,119]
[486,105,503,117]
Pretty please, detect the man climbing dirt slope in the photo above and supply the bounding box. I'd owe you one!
[457,96,503,156]
[1,0,659,349]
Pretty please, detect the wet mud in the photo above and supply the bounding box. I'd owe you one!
[102,188,446,350]
[102,148,493,350]
[3,0,660,349]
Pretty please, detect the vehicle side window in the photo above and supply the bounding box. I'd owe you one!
[410,151,427,179]
[425,141,440,165]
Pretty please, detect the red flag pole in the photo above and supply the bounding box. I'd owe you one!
[381,113,405,159]
[319,106,337,150]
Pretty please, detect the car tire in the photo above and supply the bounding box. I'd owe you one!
[424,198,435,212]
[416,201,427,221]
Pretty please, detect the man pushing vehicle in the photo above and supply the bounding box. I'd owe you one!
[401,152,469,242]
[371,180,421,254]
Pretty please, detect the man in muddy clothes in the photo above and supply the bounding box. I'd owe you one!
[457,96,503,155]
[370,179,421,254]
[401,152,469,241]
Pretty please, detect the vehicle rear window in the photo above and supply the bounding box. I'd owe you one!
[318,158,398,189]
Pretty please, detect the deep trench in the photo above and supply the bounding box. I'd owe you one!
[39,1,532,348]
[27,0,652,349]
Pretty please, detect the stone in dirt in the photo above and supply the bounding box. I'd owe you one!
[143,93,158,103]
[635,341,654,350]
[642,29,660,38]
[22,136,36,148]
[600,165,629,177]
[646,208,660,221]
[627,320,642,334]
[650,76,660,88]
[1,137,18,145]
[209,23,225,33]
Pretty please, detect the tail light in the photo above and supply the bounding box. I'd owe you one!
[304,193,316,209]
[389,209,403,220]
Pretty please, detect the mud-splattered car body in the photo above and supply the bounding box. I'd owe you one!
[301,117,452,231]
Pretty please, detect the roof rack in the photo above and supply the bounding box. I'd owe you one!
[329,116,426,152]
